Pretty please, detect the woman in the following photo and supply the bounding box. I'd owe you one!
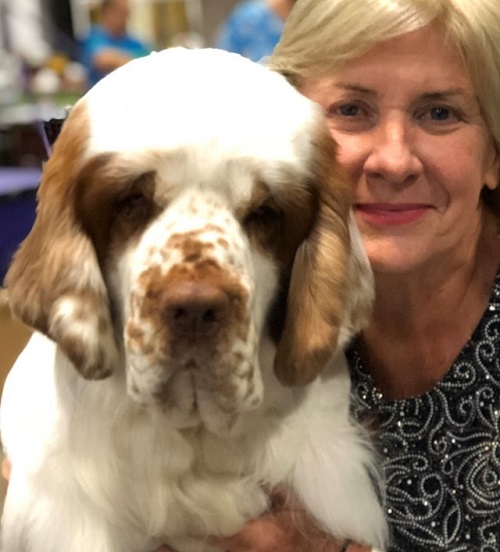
[208,0,500,550]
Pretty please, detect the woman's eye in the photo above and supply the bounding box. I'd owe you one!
[324,101,374,131]
[416,105,462,125]
[326,102,364,119]
[430,106,451,120]
[338,104,360,117]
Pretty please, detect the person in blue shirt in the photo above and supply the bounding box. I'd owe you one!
[82,0,150,87]
[215,0,296,63]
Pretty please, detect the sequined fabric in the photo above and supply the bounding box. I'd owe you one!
[347,274,500,552]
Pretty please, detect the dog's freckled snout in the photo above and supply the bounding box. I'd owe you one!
[162,282,230,339]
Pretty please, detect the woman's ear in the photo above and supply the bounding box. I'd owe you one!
[273,125,353,387]
[5,102,119,380]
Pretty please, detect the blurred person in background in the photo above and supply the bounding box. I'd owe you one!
[82,0,150,87]
[214,0,296,63]
[0,0,52,68]
[0,0,85,100]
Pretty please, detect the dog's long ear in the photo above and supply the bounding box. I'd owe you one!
[4,102,119,379]
[336,213,374,350]
[274,126,373,386]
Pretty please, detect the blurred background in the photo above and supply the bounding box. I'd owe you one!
[0,0,243,166]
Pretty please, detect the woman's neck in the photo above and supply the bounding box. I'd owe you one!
[359,211,500,400]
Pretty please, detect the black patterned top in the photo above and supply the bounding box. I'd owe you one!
[347,273,500,552]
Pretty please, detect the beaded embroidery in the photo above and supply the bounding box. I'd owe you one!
[347,273,500,552]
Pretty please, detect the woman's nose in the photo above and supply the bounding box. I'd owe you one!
[364,115,421,185]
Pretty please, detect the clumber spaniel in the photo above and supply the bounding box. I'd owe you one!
[1,48,387,552]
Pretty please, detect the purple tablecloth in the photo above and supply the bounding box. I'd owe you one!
[0,168,41,282]
[0,167,42,195]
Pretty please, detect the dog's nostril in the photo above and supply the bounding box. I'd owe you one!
[172,307,187,321]
[163,283,230,338]
[202,309,217,323]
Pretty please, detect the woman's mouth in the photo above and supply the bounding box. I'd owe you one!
[354,203,431,226]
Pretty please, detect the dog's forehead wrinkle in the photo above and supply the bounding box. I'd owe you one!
[161,188,246,233]
[90,147,308,217]
[162,165,302,226]
[152,153,262,205]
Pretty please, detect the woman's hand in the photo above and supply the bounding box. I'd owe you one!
[207,487,370,552]
[153,487,373,552]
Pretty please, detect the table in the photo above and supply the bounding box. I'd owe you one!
[0,167,42,283]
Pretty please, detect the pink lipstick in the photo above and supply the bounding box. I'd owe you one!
[355,203,430,226]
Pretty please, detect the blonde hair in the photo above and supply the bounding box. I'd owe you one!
[268,0,500,192]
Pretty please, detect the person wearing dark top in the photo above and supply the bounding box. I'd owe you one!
[204,0,500,550]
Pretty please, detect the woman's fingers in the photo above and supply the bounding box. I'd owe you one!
[208,516,291,551]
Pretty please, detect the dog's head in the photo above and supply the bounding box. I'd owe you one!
[5,48,372,433]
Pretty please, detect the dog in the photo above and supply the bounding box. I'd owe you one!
[1,48,388,552]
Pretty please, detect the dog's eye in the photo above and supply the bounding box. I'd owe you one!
[115,192,152,220]
[244,203,282,228]
[244,202,284,254]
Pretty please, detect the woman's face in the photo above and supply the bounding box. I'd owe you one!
[301,25,499,276]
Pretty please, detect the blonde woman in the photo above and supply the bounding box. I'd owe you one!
[210,0,500,550]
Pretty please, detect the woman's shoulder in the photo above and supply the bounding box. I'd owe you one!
[347,270,500,551]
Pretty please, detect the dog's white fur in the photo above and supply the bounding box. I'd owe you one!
[1,48,388,552]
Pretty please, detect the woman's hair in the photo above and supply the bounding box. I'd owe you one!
[268,0,500,196]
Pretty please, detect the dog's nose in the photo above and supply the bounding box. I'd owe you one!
[162,282,230,339]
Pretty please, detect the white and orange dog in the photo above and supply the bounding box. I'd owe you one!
[1,48,387,552]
